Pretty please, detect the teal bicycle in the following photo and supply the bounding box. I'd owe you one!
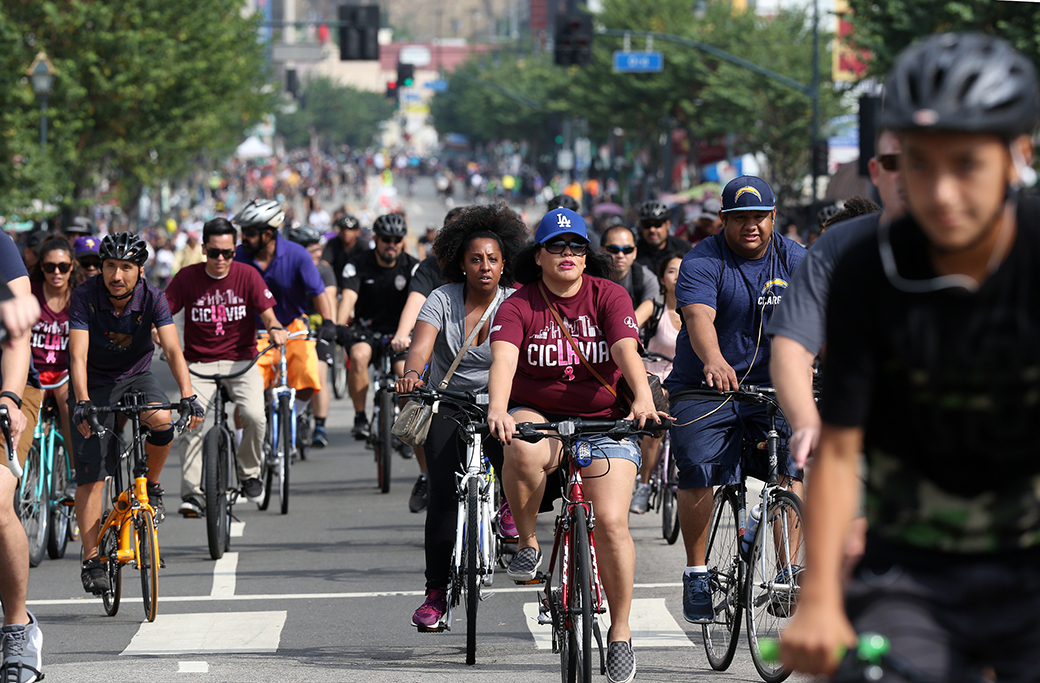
[16,374,77,567]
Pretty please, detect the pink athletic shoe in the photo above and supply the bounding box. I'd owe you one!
[412,589,447,628]
[498,500,518,538]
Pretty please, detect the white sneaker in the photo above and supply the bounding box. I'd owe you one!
[0,610,43,683]
[630,483,652,514]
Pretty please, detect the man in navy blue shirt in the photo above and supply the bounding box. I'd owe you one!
[663,176,805,624]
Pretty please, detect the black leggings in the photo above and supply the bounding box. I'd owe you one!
[423,405,503,590]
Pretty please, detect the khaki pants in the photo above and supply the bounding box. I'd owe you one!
[179,360,265,501]
[6,386,42,469]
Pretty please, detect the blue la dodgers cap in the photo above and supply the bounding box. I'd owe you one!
[536,208,589,244]
[720,175,776,213]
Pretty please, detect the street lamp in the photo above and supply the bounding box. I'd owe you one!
[26,51,56,151]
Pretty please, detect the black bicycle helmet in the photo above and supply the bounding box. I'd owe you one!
[547,194,579,212]
[66,216,95,236]
[334,214,359,231]
[373,213,407,238]
[816,204,841,229]
[287,225,322,247]
[233,198,285,230]
[880,32,1040,140]
[638,200,670,222]
[98,232,149,266]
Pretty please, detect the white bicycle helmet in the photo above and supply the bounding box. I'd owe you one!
[233,198,285,230]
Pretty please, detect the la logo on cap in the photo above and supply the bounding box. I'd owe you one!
[557,213,571,228]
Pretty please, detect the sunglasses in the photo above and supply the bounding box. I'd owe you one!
[79,258,101,269]
[42,262,72,274]
[640,220,667,229]
[542,240,589,256]
[603,245,635,255]
[206,247,235,260]
[876,154,900,172]
[378,236,403,244]
[241,228,265,238]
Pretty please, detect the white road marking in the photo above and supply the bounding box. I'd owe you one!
[230,521,245,537]
[122,611,286,655]
[523,598,692,649]
[210,552,238,597]
[178,661,209,673]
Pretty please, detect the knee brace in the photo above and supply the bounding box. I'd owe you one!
[146,426,175,447]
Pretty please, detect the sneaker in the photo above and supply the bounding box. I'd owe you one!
[408,474,429,513]
[351,414,370,441]
[81,557,110,594]
[412,588,448,628]
[682,571,714,624]
[146,481,165,524]
[606,633,636,683]
[498,500,518,538]
[312,424,328,448]
[630,482,652,514]
[506,546,542,581]
[178,497,203,518]
[241,477,264,504]
[0,611,43,683]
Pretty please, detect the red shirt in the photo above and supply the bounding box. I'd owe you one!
[30,282,70,374]
[491,275,640,418]
[164,262,275,363]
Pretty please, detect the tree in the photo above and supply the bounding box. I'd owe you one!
[278,76,394,152]
[0,0,271,219]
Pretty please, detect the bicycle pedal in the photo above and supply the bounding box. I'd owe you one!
[160,558,166,569]
[415,622,450,633]
[537,611,553,625]
[513,572,546,585]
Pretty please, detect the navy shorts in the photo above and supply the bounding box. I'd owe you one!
[670,397,800,490]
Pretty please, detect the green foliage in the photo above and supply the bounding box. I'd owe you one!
[0,0,271,218]
[845,0,1040,78]
[278,76,394,151]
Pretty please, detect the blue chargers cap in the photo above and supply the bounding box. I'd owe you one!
[721,176,776,213]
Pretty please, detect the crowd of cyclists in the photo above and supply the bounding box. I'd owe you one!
[2,30,1040,683]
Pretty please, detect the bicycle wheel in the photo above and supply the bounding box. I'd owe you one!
[203,427,230,560]
[547,528,572,683]
[661,443,680,545]
[570,504,593,683]
[259,406,274,511]
[465,477,480,665]
[18,440,48,567]
[100,524,121,617]
[278,394,292,514]
[702,487,743,671]
[296,402,312,461]
[47,437,70,559]
[331,346,348,399]
[137,509,160,622]
[746,489,804,683]
[375,390,393,494]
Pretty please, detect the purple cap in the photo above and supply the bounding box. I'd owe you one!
[74,235,101,259]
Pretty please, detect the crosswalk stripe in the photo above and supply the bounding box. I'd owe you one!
[210,552,238,597]
[522,598,693,649]
[122,611,287,655]
[230,521,245,537]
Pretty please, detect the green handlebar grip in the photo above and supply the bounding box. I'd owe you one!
[757,633,889,665]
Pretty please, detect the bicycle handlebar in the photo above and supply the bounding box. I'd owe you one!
[87,400,191,437]
[0,405,19,478]
[641,351,674,364]
[513,417,673,443]
[188,343,277,381]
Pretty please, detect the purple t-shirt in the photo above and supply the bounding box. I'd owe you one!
[234,235,326,326]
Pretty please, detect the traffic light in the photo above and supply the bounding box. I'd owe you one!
[385,80,399,103]
[397,62,415,88]
[339,4,379,61]
[554,11,594,66]
[812,139,829,178]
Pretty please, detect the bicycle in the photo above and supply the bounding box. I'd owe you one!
[87,392,190,622]
[516,416,671,683]
[330,342,348,399]
[367,332,407,494]
[407,385,499,666]
[188,345,274,559]
[256,328,311,515]
[640,351,680,544]
[699,384,804,683]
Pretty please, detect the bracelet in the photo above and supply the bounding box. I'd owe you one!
[0,391,22,409]
[403,370,421,379]
[271,326,286,331]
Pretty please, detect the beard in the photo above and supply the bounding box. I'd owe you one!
[241,236,264,256]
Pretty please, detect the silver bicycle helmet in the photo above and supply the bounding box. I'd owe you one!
[98,232,149,266]
[287,225,322,246]
[233,198,285,230]
[373,213,408,238]
[638,200,670,222]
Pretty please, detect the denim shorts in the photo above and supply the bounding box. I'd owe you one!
[507,405,641,468]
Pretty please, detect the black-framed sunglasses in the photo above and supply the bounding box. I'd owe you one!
[78,258,101,269]
[542,240,589,256]
[378,235,403,244]
[207,247,235,260]
[876,153,900,172]
[603,244,635,255]
[240,227,264,238]
[42,262,72,274]
[640,220,667,229]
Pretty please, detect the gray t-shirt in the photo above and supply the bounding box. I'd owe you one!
[768,213,879,354]
[416,283,515,392]
[618,263,663,309]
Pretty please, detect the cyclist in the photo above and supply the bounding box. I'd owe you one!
[286,225,337,447]
[0,231,44,683]
[395,204,526,629]
[336,213,419,442]
[600,223,662,330]
[73,235,102,280]
[680,198,723,246]
[663,175,805,624]
[164,217,287,517]
[487,208,665,683]
[323,213,368,285]
[634,200,691,275]
[782,33,1040,679]
[232,199,336,414]
[68,232,204,594]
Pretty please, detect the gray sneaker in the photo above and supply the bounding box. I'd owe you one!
[0,611,43,683]
[630,482,652,514]
[506,547,542,581]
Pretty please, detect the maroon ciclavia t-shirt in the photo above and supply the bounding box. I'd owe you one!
[164,261,276,363]
[30,281,70,374]
[490,275,640,418]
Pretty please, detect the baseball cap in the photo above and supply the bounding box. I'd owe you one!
[536,208,589,244]
[65,216,94,236]
[720,176,776,213]
[74,235,101,259]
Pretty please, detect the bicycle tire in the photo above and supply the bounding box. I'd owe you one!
[548,525,572,683]
[278,394,292,514]
[746,489,803,683]
[297,402,312,461]
[100,524,121,616]
[259,406,274,511]
[138,509,160,622]
[18,440,48,568]
[375,389,392,493]
[465,477,479,664]
[331,346,348,399]
[702,487,743,671]
[571,504,593,683]
[47,437,71,559]
[203,427,230,560]
[661,444,681,545]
